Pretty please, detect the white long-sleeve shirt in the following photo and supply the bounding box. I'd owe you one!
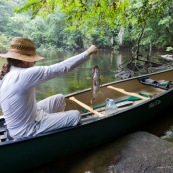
[0,51,89,136]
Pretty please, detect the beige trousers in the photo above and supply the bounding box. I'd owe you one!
[19,94,81,138]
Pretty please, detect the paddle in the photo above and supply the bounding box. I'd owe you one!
[69,97,104,118]
[107,86,149,100]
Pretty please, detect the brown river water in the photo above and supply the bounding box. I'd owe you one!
[1,49,173,173]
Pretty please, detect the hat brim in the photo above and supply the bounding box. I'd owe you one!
[0,51,44,62]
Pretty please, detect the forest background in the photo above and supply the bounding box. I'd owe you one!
[0,0,173,55]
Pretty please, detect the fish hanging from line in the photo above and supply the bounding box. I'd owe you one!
[91,65,101,107]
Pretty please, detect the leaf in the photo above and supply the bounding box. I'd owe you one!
[166,47,173,52]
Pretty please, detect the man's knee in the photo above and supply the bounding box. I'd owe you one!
[67,110,81,125]
[74,110,81,125]
[52,94,65,111]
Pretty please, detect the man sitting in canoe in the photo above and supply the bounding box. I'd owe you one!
[0,37,98,140]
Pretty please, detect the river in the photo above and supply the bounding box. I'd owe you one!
[35,49,166,99]
[4,49,173,173]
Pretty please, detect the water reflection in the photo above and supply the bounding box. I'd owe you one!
[35,50,170,100]
[36,50,127,100]
[116,54,122,68]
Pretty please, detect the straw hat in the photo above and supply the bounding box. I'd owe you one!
[0,37,44,62]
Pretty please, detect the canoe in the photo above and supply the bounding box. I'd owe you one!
[1,68,173,173]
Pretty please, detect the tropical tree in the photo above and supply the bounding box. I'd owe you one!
[14,0,173,51]
[14,0,171,29]
[1,0,173,52]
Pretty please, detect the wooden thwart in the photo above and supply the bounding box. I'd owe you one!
[107,86,149,100]
[69,97,104,118]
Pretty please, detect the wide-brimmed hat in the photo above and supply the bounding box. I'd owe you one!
[0,37,44,62]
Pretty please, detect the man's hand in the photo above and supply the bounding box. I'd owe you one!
[86,45,98,55]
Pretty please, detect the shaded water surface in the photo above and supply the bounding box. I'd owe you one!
[15,49,173,173]
[35,50,166,99]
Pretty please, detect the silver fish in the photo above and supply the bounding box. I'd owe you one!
[91,65,100,106]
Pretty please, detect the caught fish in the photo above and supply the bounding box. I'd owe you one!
[91,65,100,106]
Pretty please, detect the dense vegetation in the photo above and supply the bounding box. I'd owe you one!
[0,0,173,54]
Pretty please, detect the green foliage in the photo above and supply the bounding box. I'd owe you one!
[166,47,173,52]
[15,0,129,31]
[14,0,60,18]
[0,1,14,32]
[1,0,173,52]
[14,0,172,30]
[0,34,10,51]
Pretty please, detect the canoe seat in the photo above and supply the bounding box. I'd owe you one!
[0,118,14,142]
[0,126,8,142]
